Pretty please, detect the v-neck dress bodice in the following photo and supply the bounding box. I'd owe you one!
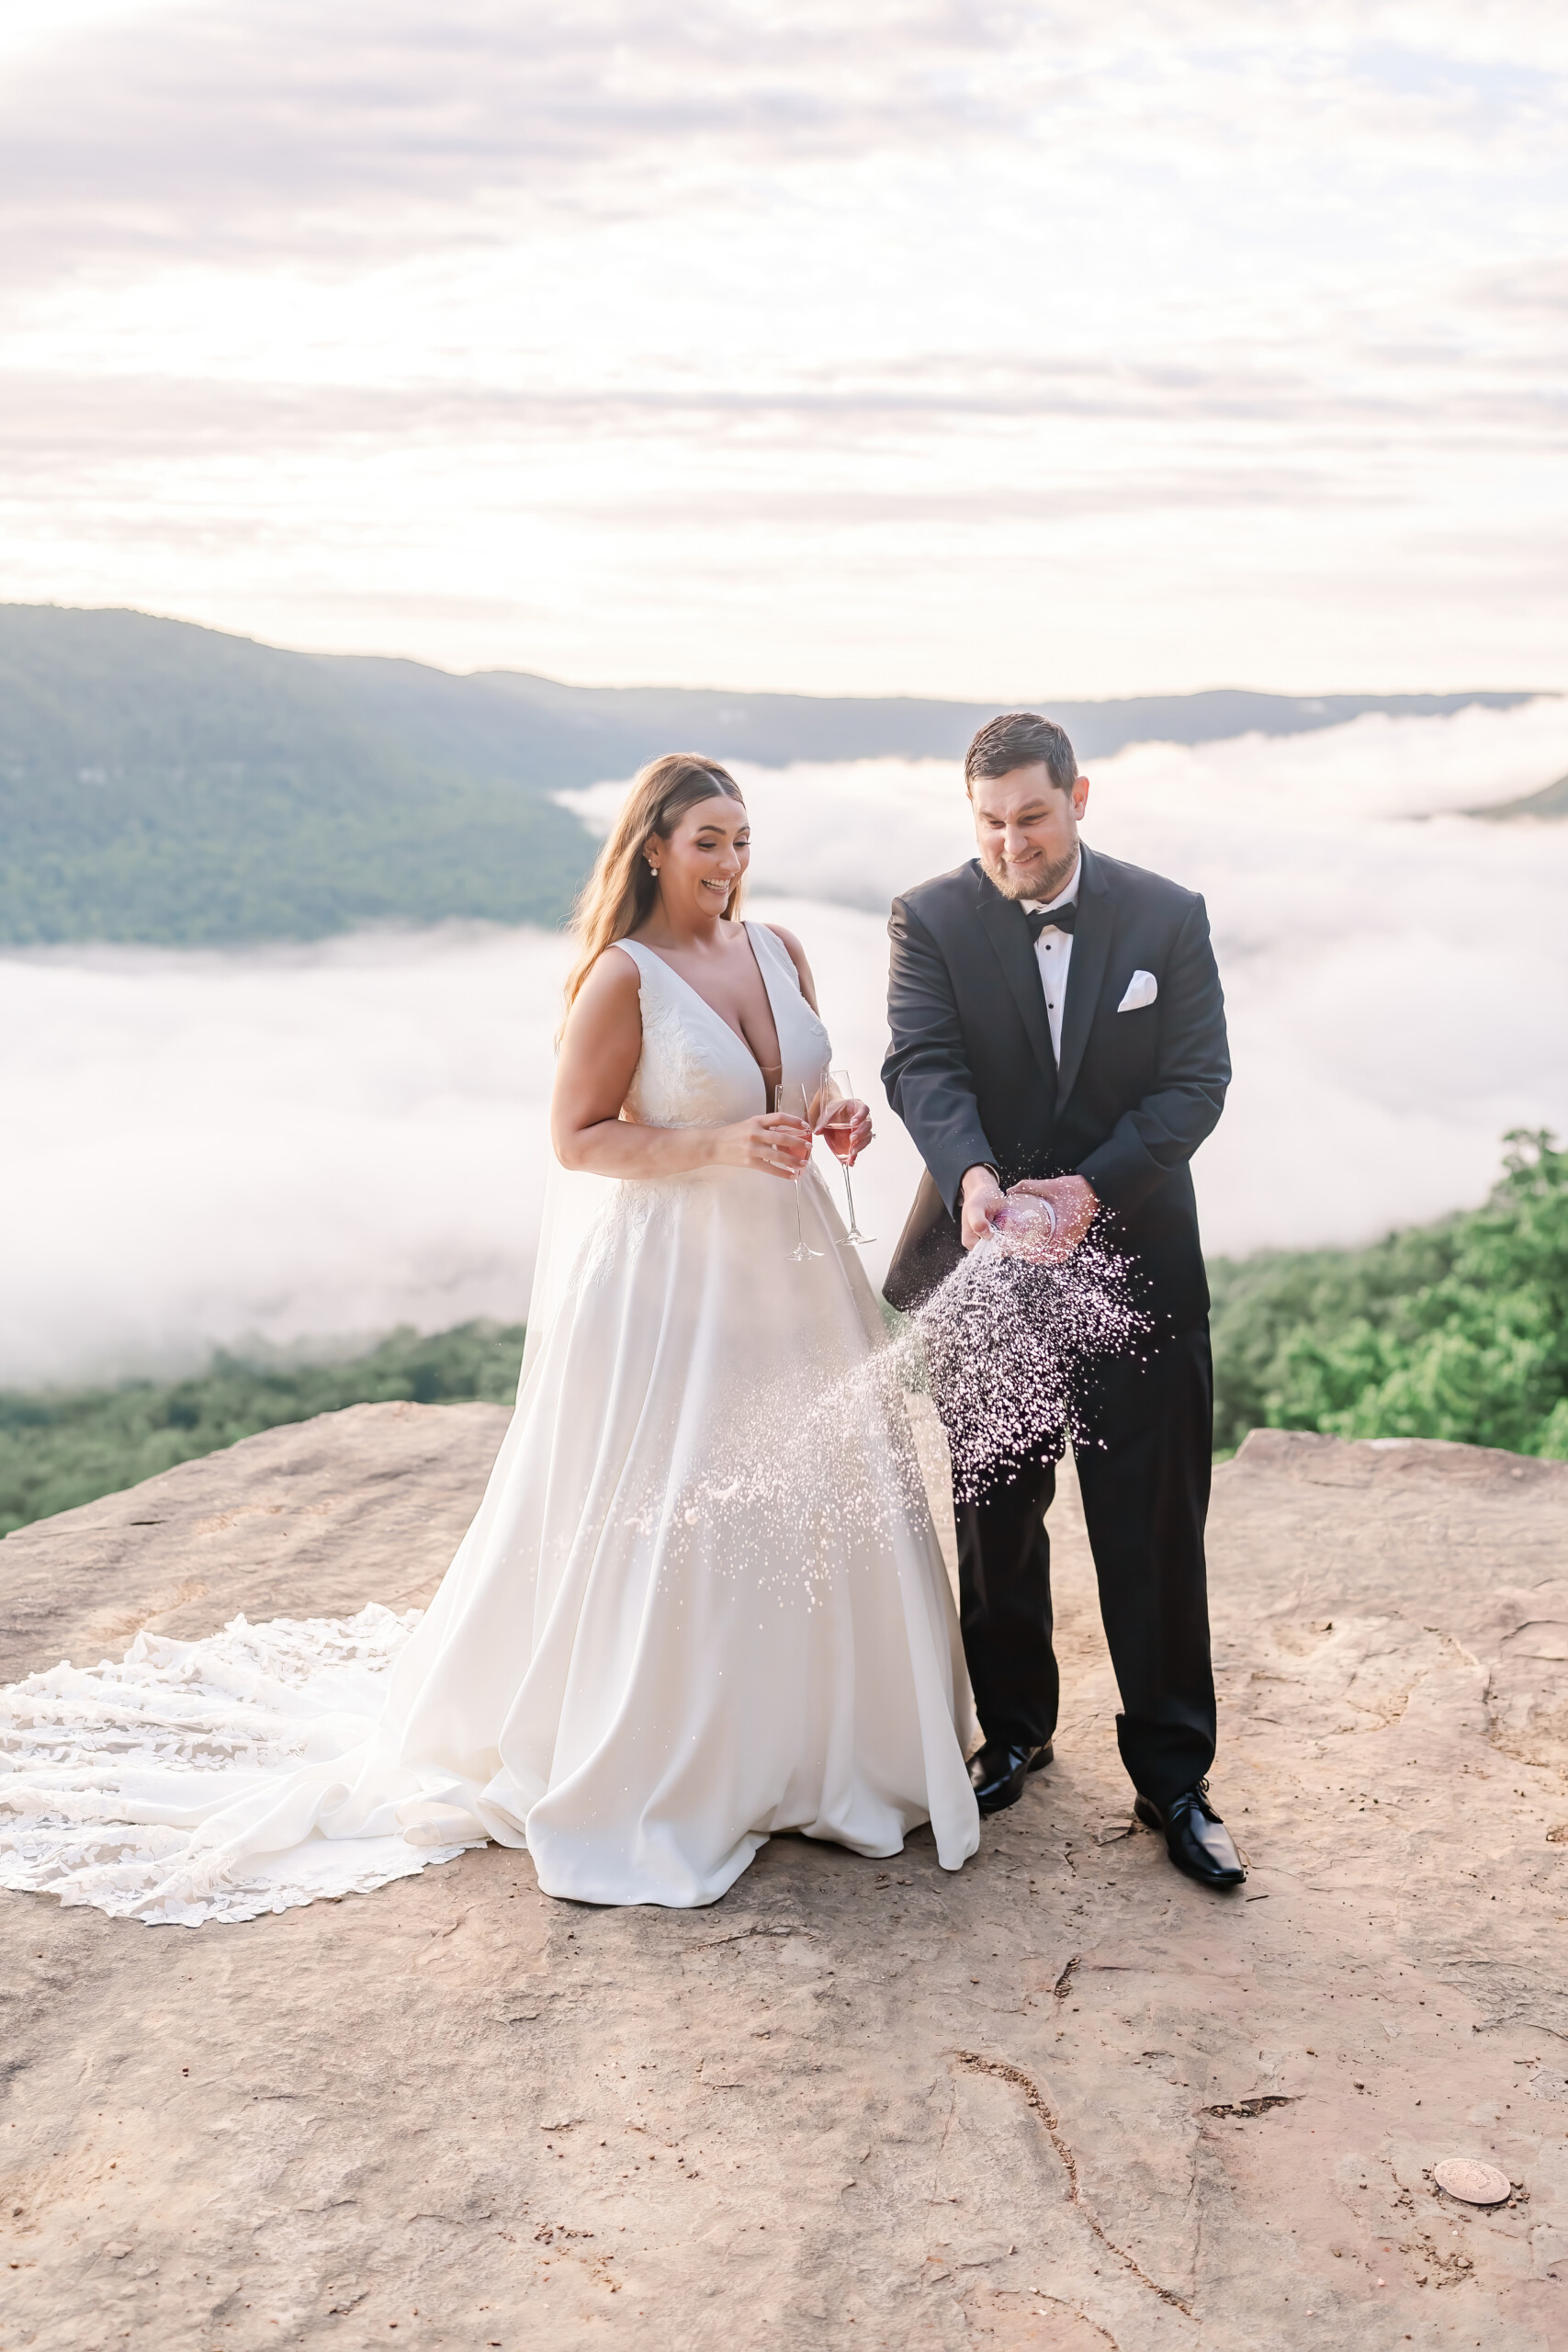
[617,922,828,1127]
[0,921,979,1923]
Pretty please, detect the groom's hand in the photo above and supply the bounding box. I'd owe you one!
[1011,1174,1099,1261]
[959,1165,1006,1250]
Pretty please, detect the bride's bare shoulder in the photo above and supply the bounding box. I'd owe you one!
[595,940,645,978]
[563,944,644,1037]
[583,940,645,988]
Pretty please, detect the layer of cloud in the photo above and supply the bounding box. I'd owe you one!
[0,927,560,1386]
[4,701,1565,1386]
[562,695,1568,901]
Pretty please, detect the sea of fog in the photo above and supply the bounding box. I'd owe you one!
[4,698,1567,1389]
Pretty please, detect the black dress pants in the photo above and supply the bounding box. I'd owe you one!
[948,1324,1218,1807]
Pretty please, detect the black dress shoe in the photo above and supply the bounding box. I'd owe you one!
[968,1741,1054,1816]
[1134,1781,1247,1887]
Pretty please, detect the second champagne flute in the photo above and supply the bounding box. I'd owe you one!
[774,1081,824,1261]
[817,1066,875,1246]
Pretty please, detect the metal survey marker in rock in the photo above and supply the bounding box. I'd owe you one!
[1432,2157,1512,2205]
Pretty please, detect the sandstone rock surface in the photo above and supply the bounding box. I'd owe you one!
[2,1403,1565,2349]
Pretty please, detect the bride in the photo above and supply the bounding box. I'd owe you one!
[0,755,979,1923]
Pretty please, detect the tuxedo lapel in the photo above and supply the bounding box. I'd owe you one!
[1055,844,1113,1111]
[975,866,1057,1098]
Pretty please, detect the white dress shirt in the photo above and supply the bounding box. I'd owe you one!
[1019,854,1081,1065]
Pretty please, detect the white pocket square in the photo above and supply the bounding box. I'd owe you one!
[1117,970,1157,1012]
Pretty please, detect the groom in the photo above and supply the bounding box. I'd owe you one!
[882,711,1244,1889]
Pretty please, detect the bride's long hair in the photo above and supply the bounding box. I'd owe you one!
[562,753,748,1014]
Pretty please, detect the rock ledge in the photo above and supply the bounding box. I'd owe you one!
[2,1410,1564,2348]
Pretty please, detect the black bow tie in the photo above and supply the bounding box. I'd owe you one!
[1023,901,1077,939]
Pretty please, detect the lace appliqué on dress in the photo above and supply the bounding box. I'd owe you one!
[623,965,722,1126]
[0,1604,468,1928]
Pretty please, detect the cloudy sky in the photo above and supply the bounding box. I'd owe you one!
[2,1,1563,695]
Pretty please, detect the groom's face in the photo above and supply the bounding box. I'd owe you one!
[970,763,1090,900]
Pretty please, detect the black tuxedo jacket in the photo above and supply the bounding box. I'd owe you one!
[881,844,1230,1329]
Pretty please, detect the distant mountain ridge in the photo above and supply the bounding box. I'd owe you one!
[0,603,1544,945]
[465,670,1540,771]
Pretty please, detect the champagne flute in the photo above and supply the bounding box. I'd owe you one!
[817,1066,875,1246]
[773,1080,823,1261]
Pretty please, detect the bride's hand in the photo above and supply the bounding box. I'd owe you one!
[826,1098,874,1162]
[713,1113,814,1179]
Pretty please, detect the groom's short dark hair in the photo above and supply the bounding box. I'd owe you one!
[964,712,1077,797]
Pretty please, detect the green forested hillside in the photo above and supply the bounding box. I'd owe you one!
[0,603,1540,944]
[1210,1130,1568,1458]
[0,607,602,941]
[0,1321,525,1538]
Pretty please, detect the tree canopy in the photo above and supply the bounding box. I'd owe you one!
[1210,1130,1568,1459]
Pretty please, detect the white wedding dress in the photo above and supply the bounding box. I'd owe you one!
[0,922,979,1924]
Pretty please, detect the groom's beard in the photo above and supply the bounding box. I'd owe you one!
[979,841,1078,904]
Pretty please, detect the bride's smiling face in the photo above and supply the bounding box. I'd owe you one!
[648,795,750,919]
